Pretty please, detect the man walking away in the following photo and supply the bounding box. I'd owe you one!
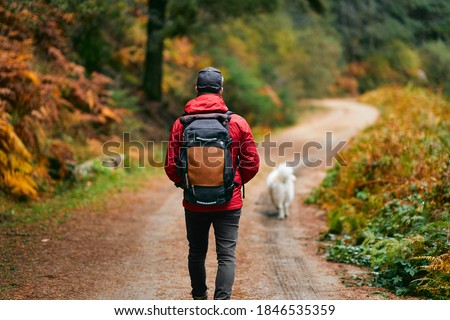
[165,67,260,300]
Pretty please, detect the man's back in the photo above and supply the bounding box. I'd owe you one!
[164,67,259,300]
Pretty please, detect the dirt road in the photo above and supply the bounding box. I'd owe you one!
[6,99,397,300]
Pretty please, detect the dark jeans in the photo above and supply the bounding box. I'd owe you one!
[185,208,241,300]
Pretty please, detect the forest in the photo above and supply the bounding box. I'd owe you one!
[0,0,449,300]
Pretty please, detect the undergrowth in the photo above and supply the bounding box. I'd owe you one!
[307,86,450,299]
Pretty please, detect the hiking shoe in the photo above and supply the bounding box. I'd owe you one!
[193,292,208,300]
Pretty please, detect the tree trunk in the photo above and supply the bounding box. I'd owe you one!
[143,0,168,102]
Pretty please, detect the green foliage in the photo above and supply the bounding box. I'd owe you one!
[109,89,142,112]
[216,56,281,127]
[164,0,281,37]
[197,0,279,20]
[292,27,342,98]
[160,6,342,126]
[326,235,371,266]
[188,9,341,126]
[44,0,139,73]
[310,87,450,298]
[331,0,450,95]
[421,41,450,96]
[354,40,422,92]
[332,0,450,61]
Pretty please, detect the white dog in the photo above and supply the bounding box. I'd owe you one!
[266,163,296,219]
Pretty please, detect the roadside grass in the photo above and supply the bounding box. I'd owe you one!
[307,86,450,299]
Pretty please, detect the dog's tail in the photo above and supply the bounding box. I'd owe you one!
[276,162,296,183]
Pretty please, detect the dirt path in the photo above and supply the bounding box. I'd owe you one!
[5,99,398,300]
[234,99,380,299]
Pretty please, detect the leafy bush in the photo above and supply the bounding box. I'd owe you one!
[420,41,450,96]
[357,41,422,91]
[310,86,450,298]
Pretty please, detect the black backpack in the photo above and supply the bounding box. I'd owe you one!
[178,111,235,206]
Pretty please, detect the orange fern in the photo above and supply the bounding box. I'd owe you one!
[0,1,125,198]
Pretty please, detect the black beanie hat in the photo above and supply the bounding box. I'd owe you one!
[196,67,223,93]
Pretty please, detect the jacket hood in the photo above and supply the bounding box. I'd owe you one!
[184,94,228,114]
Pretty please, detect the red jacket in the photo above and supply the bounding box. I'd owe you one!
[165,94,260,212]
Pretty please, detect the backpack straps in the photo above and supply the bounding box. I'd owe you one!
[236,154,245,200]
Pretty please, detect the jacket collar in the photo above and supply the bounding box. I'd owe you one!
[184,94,228,114]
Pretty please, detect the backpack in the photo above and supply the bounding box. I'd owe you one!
[178,111,235,206]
